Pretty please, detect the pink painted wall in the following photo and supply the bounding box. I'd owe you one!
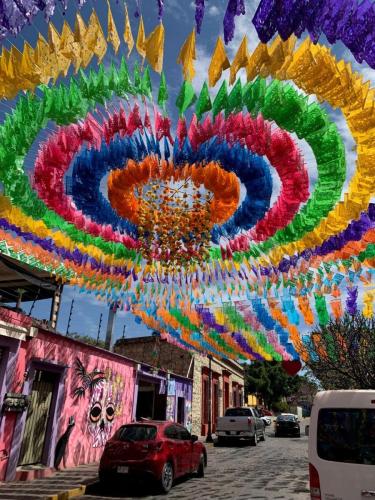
[3,329,136,479]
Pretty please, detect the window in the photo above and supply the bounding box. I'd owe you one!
[177,426,191,441]
[276,415,296,422]
[317,408,375,465]
[117,425,157,441]
[164,425,179,439]
[225,408,251,417]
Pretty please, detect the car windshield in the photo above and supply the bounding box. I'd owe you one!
[277,415,295,422]
[117,425,157,441]
[225,408,252,417]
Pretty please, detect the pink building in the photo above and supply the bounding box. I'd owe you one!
[0,307,137,481]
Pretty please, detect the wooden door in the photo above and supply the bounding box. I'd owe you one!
[212,382,219,432]
[18,370,56,466]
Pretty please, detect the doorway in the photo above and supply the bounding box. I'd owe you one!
[136,380,166,420]
[136,381,155,420]
[177,397,185,425]
[18,370,57,466]
[213,381,219,432]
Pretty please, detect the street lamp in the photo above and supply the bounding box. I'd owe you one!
[206,354,213,443]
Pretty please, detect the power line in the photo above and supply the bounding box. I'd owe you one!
[66,298,74,336]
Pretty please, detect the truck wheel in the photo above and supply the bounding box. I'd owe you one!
[250,433,258,446]
[215,436,225,447]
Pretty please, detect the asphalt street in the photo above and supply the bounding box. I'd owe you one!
[81,426,310,500]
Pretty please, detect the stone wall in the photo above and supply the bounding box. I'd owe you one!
[114,336,193,378]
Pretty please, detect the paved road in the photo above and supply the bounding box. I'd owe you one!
[81,427,310,500]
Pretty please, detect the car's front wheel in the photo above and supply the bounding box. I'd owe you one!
[196,454,205,478]
[260,428,266,441]
[159,462,174,494]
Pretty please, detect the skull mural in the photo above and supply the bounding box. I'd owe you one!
[73,359,124,448]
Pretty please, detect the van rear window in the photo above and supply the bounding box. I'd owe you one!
[317,408,375,465]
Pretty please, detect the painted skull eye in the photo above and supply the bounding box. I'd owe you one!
[106,403,115,422]
[90,402,102,423]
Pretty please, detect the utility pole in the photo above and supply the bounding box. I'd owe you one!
[66,299,74,336]
[50,284,63,330]
[105,302,117,351]
[206,354,213,443]
[122,324,126,339]
[96,313,103,345]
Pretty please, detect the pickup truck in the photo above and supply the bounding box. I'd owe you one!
[215,407,266,446]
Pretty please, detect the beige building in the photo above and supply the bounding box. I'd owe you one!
[191,354,244,436]
[114,335,245,436]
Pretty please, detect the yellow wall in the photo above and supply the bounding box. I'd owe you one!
[247,394,259,406]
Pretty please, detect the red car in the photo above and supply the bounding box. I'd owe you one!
[99,421,207,493]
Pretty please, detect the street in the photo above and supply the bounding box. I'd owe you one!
[82,427,309,500]
[0,426,310,500]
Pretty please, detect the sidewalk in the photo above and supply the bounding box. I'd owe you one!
[0,464,98,500]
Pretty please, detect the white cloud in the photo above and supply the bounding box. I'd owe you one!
[192,45,212,93]
[208,6,220,16]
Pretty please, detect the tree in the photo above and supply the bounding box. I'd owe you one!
[70,333,106,349]
[304,314,375,389]
[244,361,303,409]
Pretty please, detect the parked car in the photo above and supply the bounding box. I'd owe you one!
[261,415,272,426]
[258,407,273,417]
[216,407,265,445]
[275,413,301,437]
[309,390,375,500]
[99,421,207,493]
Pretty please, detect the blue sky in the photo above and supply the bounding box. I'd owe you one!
[1,0,374,343]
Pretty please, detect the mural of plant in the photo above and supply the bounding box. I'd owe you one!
[72,358,106,399]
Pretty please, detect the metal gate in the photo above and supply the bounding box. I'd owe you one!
[18,370,56,466]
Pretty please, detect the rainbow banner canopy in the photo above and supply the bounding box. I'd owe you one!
[0,0,373,362]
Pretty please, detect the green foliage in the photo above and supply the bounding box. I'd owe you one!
[304,314,375,389]
[244,361,302,408]
[70,333,106,349]
[271,401,290,413]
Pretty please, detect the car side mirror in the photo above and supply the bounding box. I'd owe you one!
[191,434,198,443]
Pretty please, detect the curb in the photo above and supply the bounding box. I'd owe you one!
[46,478,97,500]
[46,485,86,500]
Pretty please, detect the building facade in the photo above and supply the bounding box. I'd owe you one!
[191,355,244,436]
[0,307,137,481]
[115,336,245,438]
[134,364,193,432]
[115,336,194,432]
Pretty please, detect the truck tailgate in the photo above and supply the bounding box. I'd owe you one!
[217,417,251,431]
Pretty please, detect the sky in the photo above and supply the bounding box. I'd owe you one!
[1,0,374,344]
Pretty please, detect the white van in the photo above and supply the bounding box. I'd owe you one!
[308,390,375,500]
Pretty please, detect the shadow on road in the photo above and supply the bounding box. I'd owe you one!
[85,475,192,498]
